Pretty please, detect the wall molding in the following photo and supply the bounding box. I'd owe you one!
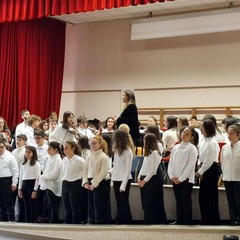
[134,85,240,92]
[62,89,122,93]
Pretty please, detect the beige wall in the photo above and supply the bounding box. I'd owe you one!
[60,18,240,121]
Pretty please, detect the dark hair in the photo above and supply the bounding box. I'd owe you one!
[65,141,81,156]
[202,114,221,135]
[78,136,90,150]
[180,126,199,147]
[201,119,216,137]
[23,146,38,166]
[144,133,160,156]
[145,125,162,143]
[123,90,136,104]
[103,117,116,130]
[62,111,74,129]
[39,120,48,131]
[34,129,45,138]
[102,133,113,157]
[222,116,239,132]
[166,116,178,129]
[17,134,27,142]
[48,141,61,153]
[178,116,189,127]
[113,130,130,155]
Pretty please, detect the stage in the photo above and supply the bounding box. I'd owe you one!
[0,222,239,240]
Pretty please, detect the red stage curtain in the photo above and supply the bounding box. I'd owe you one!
[0,0,174,22]
[0,18,66,129]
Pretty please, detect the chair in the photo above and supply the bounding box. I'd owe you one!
[131,155,144,183]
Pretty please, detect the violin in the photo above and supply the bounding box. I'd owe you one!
[68,123,83,140]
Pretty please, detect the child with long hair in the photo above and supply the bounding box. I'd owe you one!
[78,136,91,223]
[78,136,91,161]
[145,125,163,155]
[220,124,240,225]
[39,141,63,223]
[196,119,220,225]
[138,133,166,224]
[168,126,198,225]
[62,141,84,224]
[118,124,135,155]
[83,135,111,224]
[111,129,133,224]
[18,146,41,223]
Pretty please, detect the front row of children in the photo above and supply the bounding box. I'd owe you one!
[1,122,240,225]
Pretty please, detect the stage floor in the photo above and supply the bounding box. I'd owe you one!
[0,222,239,240]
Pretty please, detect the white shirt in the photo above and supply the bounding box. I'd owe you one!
[15,122,28,142]
[18,160,41,191]
[158,142,164,155]
[39,154,63,196]
[138,150,161,182]
[49,124,76,145]
[78,127,95,140]
[102,128,114,134]
[221,141,240,181]
[195,128,203,146]
[25,126,37,147]
[36,143,49,172]
[0,150,19,186]
[81,149,91,161]
[12,146,26,170]
[168,141,198,184]
[111,148,133,191]
[162,128,178,151]
[223,132,230,145]
[215,131,225,143]
[197,137,220,176]
[62,154,84,182]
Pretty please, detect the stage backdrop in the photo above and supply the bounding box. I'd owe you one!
[0,18,66,129]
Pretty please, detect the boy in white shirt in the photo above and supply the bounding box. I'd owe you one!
[34,130,49,223]
[12,134,27,222]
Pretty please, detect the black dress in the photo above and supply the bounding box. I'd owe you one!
[116,104,140,145]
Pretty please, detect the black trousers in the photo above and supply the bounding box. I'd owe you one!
[36,189,49,219]
[46,189,60,223]
[113,180,132,224]
[199,162,220,225]
[14,182,25,222]
[0,177,15,221]
[79,187,88,223]
[88,179,111,224]
[62,179,82,224]
[140,175,167,224]
[224,181,240,224]
[173,179,193,225]
[21,179,37,223]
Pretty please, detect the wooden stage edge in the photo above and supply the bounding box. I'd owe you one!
[0,222,239,240]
